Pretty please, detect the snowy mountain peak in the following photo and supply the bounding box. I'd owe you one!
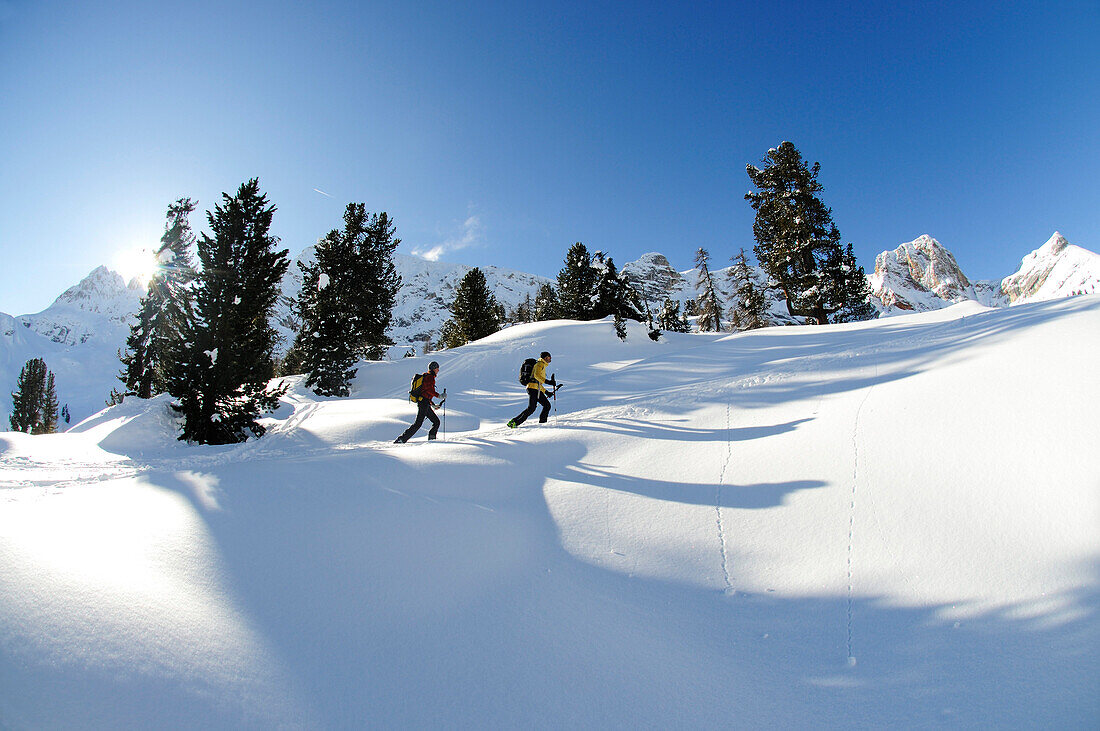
[869,235,976,312]
[620,252,688,305]
[1041,231,1070,256]
[18,265,145,348]
[870,231,1099,313]
[50,266,144,313]
[1001,231,1100,303]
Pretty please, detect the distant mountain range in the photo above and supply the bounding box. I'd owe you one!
[869,232,1099,313]
[2,232,1097,425]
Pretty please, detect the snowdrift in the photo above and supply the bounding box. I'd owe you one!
[2,298,1098,728]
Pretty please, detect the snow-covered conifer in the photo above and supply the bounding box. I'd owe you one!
[729,247,768,331]
[168,179,289,444]
[658,298,690,333]
[557,242,598,321]
[437,267,503,349]
[9,358,57,434]
[355,209,401,360]
[745,142,873,324]
[119,198,197,398]
[694,248,724,332]
[534,283,561,321]
[592,252,644,327]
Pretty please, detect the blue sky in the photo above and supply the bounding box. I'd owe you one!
[1,0,1097,315]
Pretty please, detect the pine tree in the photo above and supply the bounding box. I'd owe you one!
[296,204,368,396]
[435,319,463,351]
[119,198,197,398]
[557,242,598,320]
[279,339,307,376]
[299,265,359,396]
[592,253,644,324]
[293,204,401,390]
[745,142,874,324]
[534,283,561,321]
[356,210,402,359]
[512,293,535,324]
[658,298,691,333]
[829,242,879,323]
[10,358,45,432]
[639,297,661,341]
[167,179,290,444]
[694,248,724,332]
[613,314,628,341]
[9,358,58,434]
[437,268,503,349]
[729,248,768,331]
[40,372,59,434]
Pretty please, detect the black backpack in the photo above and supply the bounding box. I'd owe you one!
[519,358,537,386]
[409,373,426,402]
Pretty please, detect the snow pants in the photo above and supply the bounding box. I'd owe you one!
[398,399,439,442]
[512,388,551,425]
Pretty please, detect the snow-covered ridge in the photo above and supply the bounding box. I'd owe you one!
[19,266,145,347]
[274,249,554,350]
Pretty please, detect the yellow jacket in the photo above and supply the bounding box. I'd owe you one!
[527,358,552,393]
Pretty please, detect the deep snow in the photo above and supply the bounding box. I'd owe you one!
[2,297,1098,728]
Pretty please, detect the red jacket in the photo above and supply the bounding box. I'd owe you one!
[419,371,439,402]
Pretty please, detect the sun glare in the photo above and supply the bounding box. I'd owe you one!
[113,245,159,286]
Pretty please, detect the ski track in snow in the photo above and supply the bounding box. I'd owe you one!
[716,395,734,595]
[846,355,878,666]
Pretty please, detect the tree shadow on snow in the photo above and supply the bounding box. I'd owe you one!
[554,461,827,509]
[551,416,813,443]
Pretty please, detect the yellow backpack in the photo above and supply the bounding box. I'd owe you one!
[409,373,425,402]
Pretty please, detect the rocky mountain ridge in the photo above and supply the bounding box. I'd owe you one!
[869,232,1098,314]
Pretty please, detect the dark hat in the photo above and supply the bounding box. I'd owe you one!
[540,351,551,359]
[428,361,440,371]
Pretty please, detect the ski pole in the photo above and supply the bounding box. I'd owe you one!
[442,388,447,441]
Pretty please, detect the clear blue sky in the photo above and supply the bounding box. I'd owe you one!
[1,0,1097,315]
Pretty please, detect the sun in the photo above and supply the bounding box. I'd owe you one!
[112,245,160,286]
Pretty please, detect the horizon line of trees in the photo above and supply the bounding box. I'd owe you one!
[5,140,875,441]
[453,140,874,341]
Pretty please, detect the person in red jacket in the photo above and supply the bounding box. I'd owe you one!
[395,361,444,443]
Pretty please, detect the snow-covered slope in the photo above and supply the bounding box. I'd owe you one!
[2,298,1097,727]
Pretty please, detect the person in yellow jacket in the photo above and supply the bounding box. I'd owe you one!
[507,351,558,428]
